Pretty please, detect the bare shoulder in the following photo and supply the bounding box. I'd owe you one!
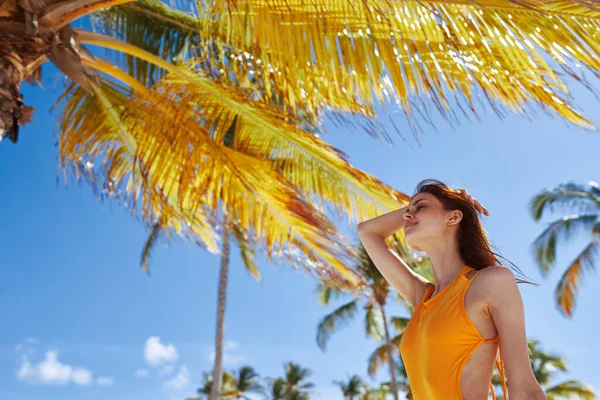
[473,266,519,304]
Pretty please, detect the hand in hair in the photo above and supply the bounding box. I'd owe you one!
[458,189,489,216]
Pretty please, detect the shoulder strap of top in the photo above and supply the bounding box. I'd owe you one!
[464,266,484,281]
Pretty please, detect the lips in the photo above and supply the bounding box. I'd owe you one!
[405,222,418,230]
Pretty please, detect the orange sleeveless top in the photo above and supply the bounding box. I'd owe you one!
[400,265,507,400]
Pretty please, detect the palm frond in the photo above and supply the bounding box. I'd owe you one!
[389,316,411,332]
[315,282,344,306]
[531,214,598,275]
[140,217,164,273]
[205,0,600,133]
[555,239,599,317]
[528,340,568,384]
[94,0,371,124]
[364,304,385,341]
[367,333,402,377]
[55,79,222,252]
[231,218,261,281]
[56,65,367,288]
[92,0,202,85]
[530,182,600,221]
[545,380,597,400]
[316,300,359,350]
[79,30,410,225]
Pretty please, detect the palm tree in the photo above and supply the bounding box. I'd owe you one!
[267,362,314,400]
[369,336,413,400]
[334,374,368,400]
[316,239,431,400]
[334,374,397,400]
[192,370,236,400]
[192,366,264,400]
[267,377,287,400]
[316,246,397,400]
[361,382,392,400]
[492,340,596,400]
[530,181,600,317]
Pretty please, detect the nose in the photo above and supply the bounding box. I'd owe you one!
[403,211,413,223]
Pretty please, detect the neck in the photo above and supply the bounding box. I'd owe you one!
[422,236,466,293]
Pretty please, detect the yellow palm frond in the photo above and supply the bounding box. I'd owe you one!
[367,333,402,377]
[555,239,599,317]
[202,0,600,132]
[95,0,373,124]
[56,80,222,252]
[78,31,409,222]
[56,71,369,287]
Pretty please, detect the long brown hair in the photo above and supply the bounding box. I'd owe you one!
[413,179,535,285]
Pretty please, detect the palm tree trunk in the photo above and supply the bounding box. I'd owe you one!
[379,303,400,400]
[0,49,33,143]
[209,224,231,400]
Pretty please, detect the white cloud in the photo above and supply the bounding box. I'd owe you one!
[97,376,115,386]
[163,365,190,390]
[135,368,150,378]
[16,351,93,386]
[207,340,245,366]
[72,368,93,386]
[144,337,178,367]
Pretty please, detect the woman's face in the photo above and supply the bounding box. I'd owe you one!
[403,192,459,250]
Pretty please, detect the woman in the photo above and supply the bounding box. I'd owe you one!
[357,179,546,400]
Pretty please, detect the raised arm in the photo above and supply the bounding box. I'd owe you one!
[357,207,431,309]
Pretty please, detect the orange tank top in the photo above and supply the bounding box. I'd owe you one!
[400,265,507,400]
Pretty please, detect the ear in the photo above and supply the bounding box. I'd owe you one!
[447,210,463,226]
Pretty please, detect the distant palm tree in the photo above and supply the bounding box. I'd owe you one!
[492,340,596,400]
[193,370,235,400]
[530,181,600,317]
[226,366,265,399]
[361,382,392,400]
[268,377,287,400]
[317,239,431,400]
[334,374,368,400]
[267,362,314,400]
[375,359,413,400]
[192,366,264,400]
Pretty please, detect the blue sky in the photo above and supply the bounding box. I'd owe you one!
[1,58,599,399]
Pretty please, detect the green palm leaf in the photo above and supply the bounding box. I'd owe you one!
[231,220,261,281]
[367,333,402,377]
[530,182,600,222]
[532,214,598,275]
[364,304,385,342]
[316,300,359,350]
[545,380,597,400]
[315,283,343,306]
[531,181,600,316]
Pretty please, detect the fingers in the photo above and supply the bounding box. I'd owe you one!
[458,189,489,216]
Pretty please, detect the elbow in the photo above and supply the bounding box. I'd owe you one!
[530,388,547,400]
[357,223,385,243]
[510,385,547,400]
[357,221,374,238]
